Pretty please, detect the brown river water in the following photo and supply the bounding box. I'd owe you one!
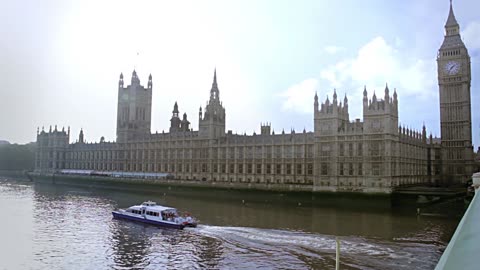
[0,177,464,269]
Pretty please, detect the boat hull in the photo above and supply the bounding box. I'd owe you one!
[112,211,185,230]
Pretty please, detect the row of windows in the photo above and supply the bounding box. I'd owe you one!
[320,142,386,157]
[66,145,315,160]
[442,49,461,57]
[317,162,427,176]
[146,211,159,217]
[66,162,314,175]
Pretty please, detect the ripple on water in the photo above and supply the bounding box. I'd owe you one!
[0,181,451,270]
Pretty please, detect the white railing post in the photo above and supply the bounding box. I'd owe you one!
[336,236,340,270]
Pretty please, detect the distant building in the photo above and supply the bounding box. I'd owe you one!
[34,2,477,192]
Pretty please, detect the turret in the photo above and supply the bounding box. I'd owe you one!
[422,124,427,143]
[79,129,84,144]
[344,93,348,111]
[393,88,398,106]
[384,83,389,103]
[116,70,153,142]
[181,113,191,132]
[119,73,124,88]
[314,92,319,112]
[131,69,140,85]
[261,122,271,135]
[363,86,368,109]
[170,102,181,133]
[173,101,179,116]
[199,69,226,138]
[148,73,152,89]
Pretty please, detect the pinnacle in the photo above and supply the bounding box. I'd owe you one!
[445,0,458,27]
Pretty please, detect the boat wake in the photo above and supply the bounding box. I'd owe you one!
[188,225,441,270]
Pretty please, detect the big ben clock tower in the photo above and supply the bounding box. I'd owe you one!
[437,1,473,183]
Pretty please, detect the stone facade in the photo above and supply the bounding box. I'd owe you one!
[34,3,476,192]
[437,2,475,183]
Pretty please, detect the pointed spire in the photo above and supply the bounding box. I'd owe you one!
[213,68,217,86]
[445,0,458,27]
[131,69,140,84]
[363,85,367,96]
[333,89,337,100]
[173,101,179,114]
[119,72,124,88]
[79,128,84,143]
[344,93,348,104]
[210,68,220,101]
[147,73,153,89]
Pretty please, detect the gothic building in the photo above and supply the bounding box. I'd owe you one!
[437,2,474,182]
[34,2,476,192]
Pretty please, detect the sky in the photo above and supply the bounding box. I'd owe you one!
[0,0,479,147]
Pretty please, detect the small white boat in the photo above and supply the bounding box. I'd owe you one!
[112,201,197,229]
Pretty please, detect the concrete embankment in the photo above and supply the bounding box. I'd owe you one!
[27,173,392,210]
[30,172,315,193]
[0,170,32,180]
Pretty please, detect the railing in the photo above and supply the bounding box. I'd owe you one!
[435,172,480,270]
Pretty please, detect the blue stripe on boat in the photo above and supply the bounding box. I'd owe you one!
[112,211,185,229]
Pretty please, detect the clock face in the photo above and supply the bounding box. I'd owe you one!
[444,61,460,75]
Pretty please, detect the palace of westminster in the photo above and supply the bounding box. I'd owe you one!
[35,3,479,192]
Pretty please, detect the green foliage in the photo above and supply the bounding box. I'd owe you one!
[0,143,36,170]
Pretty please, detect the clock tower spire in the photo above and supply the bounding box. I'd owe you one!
[437,0,473,183]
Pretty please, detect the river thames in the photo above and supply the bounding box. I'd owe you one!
[0,177,464,270]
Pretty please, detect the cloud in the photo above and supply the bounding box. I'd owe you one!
[281,36,436,116]
[462,21,480,56]
[319,36,436,99]
[280,78,318,114]
[324,45,344,54]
